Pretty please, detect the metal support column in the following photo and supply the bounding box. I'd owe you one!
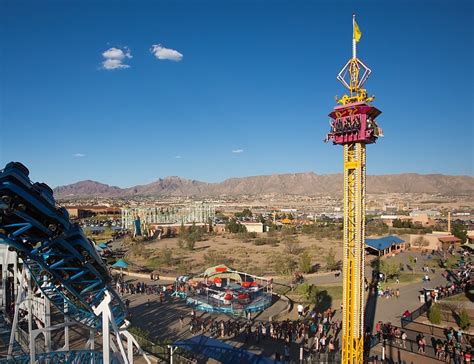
[342,142,366,364]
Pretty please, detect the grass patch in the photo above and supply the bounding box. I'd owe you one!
[443,293,470,302]
[145,257,161,270]
[274,285,292,296]
[426,255,460,269]
[398,272,425,283]
[319,285,343,300]
[294,284,343,300]
[380,272,425,287]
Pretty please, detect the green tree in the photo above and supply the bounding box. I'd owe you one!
[393,219,413,228]
[226,220,247,233]
[235,209,253,218]
[413,236,429,247]
[325,247,339,271]
[269,253,297,275]
[452,224,468,243]
[301,283,319,302]
[428,303,441,325]
[459,309,471,330]
[299,251,313,274]
[378,259,400,281]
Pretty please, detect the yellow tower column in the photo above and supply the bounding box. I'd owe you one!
[342,142,366,363]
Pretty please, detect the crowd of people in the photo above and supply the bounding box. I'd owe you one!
[432,327,473,362]
[113,275,170,298]
[184,306,343,359]
[374,320,473,363]
[376,285,400,299]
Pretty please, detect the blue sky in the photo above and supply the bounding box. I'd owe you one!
[1,0,473,187]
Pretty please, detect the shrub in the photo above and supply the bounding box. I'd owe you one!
[269,253,297,276]
[128,326,151,347]
[238,231,257,242]
[428,303,441,325]
[459,309,471,330]
[253,237,279,246]
[325,247,339,271]
[185,239,196,251]
[203,250,234,267]
[299,251,313,274]
[284,237,302,255]
[302,224,318,234]
[300,283,319,302]
[161,246,173,265]
[281,226,297,236]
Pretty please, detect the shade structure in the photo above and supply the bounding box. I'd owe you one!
[112,259,129,269]
[99,243,108,249]
[173,335,273,364]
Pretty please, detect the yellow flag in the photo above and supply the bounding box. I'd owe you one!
[353,20,362,43]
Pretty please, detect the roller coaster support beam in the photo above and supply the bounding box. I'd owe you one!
[28,273,34,363]
[7,267,26,359]
[44,295,52,352]
[94,290,152,364]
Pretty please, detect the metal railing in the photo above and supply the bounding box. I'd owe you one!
[401,300,432,327]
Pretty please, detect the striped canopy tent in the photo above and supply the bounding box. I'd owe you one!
[202,265,242,283]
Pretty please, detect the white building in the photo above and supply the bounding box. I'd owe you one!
[241,222,264,233]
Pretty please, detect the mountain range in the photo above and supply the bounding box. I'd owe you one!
[53,172,474,199]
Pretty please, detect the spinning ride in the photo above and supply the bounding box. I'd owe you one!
[183,265,273,315]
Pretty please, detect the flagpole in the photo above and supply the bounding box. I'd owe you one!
[352,13,357,59]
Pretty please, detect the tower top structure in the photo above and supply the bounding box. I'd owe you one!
[336,14,374,106]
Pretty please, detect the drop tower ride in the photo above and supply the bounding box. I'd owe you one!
[325,15,383,363]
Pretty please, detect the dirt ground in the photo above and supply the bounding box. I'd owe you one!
[125,232,343,277]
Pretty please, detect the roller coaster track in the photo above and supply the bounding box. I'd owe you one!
[0,162,126,330]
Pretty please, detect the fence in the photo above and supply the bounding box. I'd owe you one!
[130,333,206,363]
[401,300,432,327]
[402,321,474,345]
[303,352,342,363]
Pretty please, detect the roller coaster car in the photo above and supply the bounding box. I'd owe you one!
[57,206,70,220]
[0,163,70,239]
[4,162,30,179]
[64,226,111,280]
[32,182,55,207]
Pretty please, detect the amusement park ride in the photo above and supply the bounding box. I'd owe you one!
[325,15,383,363]
[0,162,149,363]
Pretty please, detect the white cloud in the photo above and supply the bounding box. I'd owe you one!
[101,47,132,70]
[232,149,244,154]
[150,44,183,61]
[73,153,86,158]
[175,155,182,159]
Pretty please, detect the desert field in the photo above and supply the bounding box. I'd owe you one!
[124,231,344,278]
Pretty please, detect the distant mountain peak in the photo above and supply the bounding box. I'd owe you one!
[53,172,474,199]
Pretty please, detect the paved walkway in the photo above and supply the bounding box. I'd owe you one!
[110,239,470,363]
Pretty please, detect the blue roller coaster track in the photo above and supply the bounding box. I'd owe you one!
[0,162,126,330]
